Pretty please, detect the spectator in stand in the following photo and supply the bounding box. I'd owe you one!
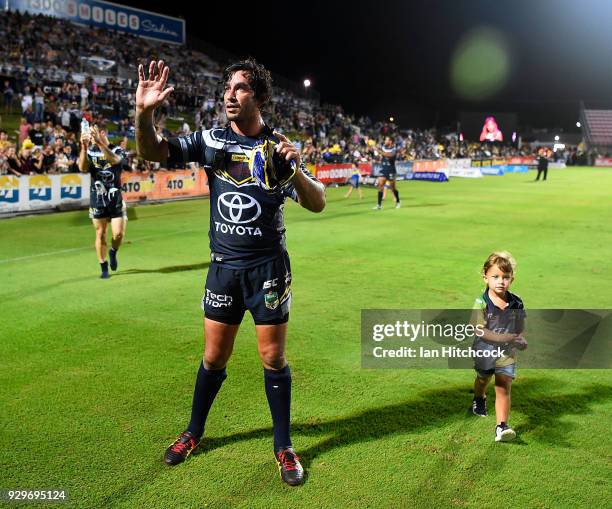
[18,117,32,146]
[0,130,13,151]
[34,87,45,122]
[59,103,71,130]
[68,101,81,133]
[62,145,78,173]
[55,146,70,173]
[43,121,55,145]
[80,84,89,108]
[5,146,22,176]
[42,144,56,173]
[24,106,35,125]
[21,86,33,113]
[18,139,42,174]
[31,147,45,174]
[0,152,7,176]
[28,122,45,148]
[3,81,14,113]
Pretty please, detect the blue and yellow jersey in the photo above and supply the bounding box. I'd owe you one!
[472,290,525,366]
[167,126,320,269]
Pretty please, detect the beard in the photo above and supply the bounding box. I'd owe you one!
[226,101,258,123]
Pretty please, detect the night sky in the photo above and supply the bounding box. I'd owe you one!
[124,0,612,131]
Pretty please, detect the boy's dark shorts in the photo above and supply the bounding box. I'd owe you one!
[202,251,292,325]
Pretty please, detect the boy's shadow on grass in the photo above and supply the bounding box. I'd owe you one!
[200,379,611,469]
[116,261,210,275]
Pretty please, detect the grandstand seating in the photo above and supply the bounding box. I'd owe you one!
[0,10,582,176]
[581,109,612,147]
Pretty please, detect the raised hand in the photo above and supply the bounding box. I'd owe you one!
[136,60,174,113]
[90,125,103,146]
[273,130,301,167]
[80,131,91,148]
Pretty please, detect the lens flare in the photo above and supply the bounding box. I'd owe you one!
[451,27,511,100]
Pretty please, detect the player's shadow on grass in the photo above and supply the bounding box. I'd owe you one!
[200,379,611,469]
[118,261,211,275]
[341,201,448,208]
[290,202,448,223]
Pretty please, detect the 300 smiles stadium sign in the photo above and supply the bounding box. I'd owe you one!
[8,0,186,45]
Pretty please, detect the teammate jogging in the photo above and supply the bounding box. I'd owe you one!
[135,59,325,486]
[78,125,127,278]
[374,136,400,210]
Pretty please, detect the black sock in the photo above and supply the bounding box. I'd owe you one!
[264,365,292,451]
[392,189,400,202]
[110,247,118,254]
[186,362,227,439]
[100,261,108,272]
[377,191,383,206]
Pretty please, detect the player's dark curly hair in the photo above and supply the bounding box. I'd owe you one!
[223,58,273,105]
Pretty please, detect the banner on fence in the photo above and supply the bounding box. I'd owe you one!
[0,173,90,214]
[0,170,210,215]
[314,163,372,184]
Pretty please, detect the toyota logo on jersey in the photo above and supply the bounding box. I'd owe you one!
[97,170,115,184]
[217,192,262,224]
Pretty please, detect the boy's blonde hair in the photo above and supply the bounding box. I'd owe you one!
[483,251,516,276]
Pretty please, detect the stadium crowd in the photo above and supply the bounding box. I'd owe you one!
[0,10,585,177]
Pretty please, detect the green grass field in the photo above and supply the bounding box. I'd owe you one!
[1,168,611,508]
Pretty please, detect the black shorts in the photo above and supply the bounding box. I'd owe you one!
[380,170,396,181]
[202,251,292,325]
[89,198,126,220]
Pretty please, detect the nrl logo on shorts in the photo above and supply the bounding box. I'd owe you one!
[264,291,279,310]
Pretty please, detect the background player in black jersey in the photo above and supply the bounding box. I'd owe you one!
[374,136,400,210]
[135,59,325,486]
[78,125,127,278]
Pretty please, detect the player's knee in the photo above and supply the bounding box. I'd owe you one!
[203,346,231,370]
[203,353,227,370]
[258,345,285,369]
[112,231,124,242]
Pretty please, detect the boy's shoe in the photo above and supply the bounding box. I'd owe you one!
[100,261,110,279]
[495,423,516,442]
[395,202,401,209]
[373,205,382,210]
[109,248,118,271]
[472,397,487,417]
[275,447,304,486]
[164,431,200,465]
